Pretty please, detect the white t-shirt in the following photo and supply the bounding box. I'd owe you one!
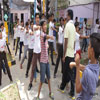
[28,32,34,49]
[83,22,86,36]
[20,26,25,42]
[2,28,7,41]
[24,28,31,46]
[33,25,41,53]
[48,21,54,42]
[94,24,99,33]
[58,26,64,44]
[16,25,21,38]
[0,39,6,52]
[75,32,80,53]
[14,27,17,39]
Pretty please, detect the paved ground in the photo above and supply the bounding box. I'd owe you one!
[0,39,100,100]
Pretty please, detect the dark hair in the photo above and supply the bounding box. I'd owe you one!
[74,22,79,27]
[21,20,23,23]
[59,17,64,22]
[35,13,40,18]
[40,20,46,26]
[49,13,54,17]
[90,33,100,59]
[84,18,87,22]
[96,19,99,24]
[75,17,78,20]
[53,19,56,22]
[17,18,19,21]
[26,22,29,26]
[67,9,73,20]
[1,23,4,27]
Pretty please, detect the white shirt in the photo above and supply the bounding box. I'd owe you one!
[24,28,31,46]
[14,27,17,39]
[94,24,99,33]
[28,30,34,49]
[2,28,7,41]
[16,25,21,38]
[58,26,64,44]
[0,39,6,52]
[83,22,86,36]
[20,26,25,42]
[33,25,41,53]
[75,32,80,53]
[48,21,54,42]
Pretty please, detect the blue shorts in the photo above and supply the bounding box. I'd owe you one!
[40,62,50,83]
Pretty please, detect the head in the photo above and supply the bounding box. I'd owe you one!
[40,20,47,33]
[53,19,56,25]
[0,32,2,39]
[1,23,4,30]
[35,13,40,25]
[84,18,87,24]
[96,19,99,24]
[75,17,78,22]
[88,33,100,60]
[17,18,19,24]
[75,22,79,33]
[50,13,54,22]
[25,22,29,29]
[67,9,73,21]
[21,21,24,26]
[59,17,64,26]
[41,14,45,19]
[30,21,33,28]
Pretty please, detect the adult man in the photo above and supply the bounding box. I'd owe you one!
[94,19,100,33]
[48,13,57,65]
[28,13,41,90]
[58,9,76,99]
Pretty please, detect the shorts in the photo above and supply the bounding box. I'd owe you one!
[76,49,81,59]
[40,62,50,83]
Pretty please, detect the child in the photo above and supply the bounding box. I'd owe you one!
[70,33,100,100]
[0,32,13,86]
[75,22,89,58]
[36,20,54,100]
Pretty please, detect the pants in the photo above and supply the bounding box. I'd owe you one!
[21,45,28,65]
[60,57,75,96]
[53,37,57,52]
[15,37,20,55]
[26,49,33,75]
[54,44,64,75]
[1,61,6,73]
[30,53,40,83]
[0,52,12,85]
[13,39,16,48]
[48,42,54,64]
[81,39,87,51]
[19,42,23,60]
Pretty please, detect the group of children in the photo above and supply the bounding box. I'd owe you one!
[0,10,100,100]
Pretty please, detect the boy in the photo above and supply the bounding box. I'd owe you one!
[36,20,54,100]
[0,32,13,86]
[70,33,100,100]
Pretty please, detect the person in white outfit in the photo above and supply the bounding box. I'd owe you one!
[94,19,100,33]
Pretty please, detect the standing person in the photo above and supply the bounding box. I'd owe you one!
[48,13,57,65]
[94,19,100,33]
[53,19,57,54]
[20,22,31,69]
[58,9,76,99]
[36,20,54,100]
[25,21,34,78]
[28,13,41,90]
[81,18,88,52]
[19,21,25,60]
[15,18,20,56]
[54,17,64,78]
[13,23,17,50]
[74,17,78,25]
[0,32,13,86]
[70,33,100,100]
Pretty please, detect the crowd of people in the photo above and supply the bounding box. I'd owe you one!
[0,9,100,100]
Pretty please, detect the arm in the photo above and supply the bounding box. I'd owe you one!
[80,35,89,39]
[46,35,54,40]
[75,54,83,93]
[51,27,58,32]
[34,26,40,31]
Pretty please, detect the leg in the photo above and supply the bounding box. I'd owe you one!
[0,57,2,85]
[53,37,57,53]
[19,42,23,61]
[3,52,13,81]
[26,49,33,76]
[13,39,16,49]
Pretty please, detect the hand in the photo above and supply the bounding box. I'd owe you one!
[38,26,41,30]
[50,36,54,40]
[62,56,65,63]
[75,54,80,67]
